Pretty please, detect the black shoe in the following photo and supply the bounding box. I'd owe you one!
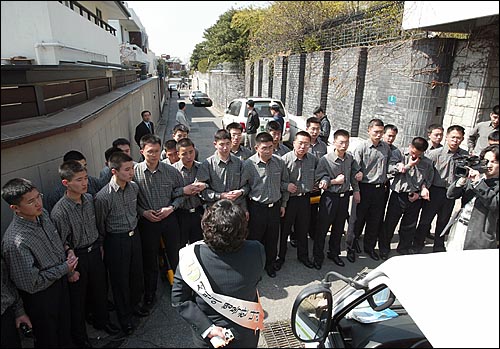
[144,295,156,308]
[266,267,276,278]
[426,233,435,240]
[346,249,356,263]
[313,260,322,270]
[300,259,314,269]
[107,300,115,312]
[365,250,380,261]
[328,255,345,267]
[95,322,121,335]
[290,239,298,248]
[353,239,362,253]
[133,306,150,317]
[380,253,389,261]
[123,322,134,336]
[273,259,284,271]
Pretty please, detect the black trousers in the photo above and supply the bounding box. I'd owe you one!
[313,192,350,263]
[415,186,455,252]
[69,246,109,346]
[177,206,204,247]
[19,278,73,348]
[279,195,311,262]
[104,231,144,328]
[352,183,386,252]
[248,201,281,269]
[138,214,180,300]
[1,306,21,348]
[380,191,422,255]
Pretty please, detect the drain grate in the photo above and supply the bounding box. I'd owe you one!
[262,320,304,348]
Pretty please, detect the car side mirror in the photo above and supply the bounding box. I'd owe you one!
[291,285,332,343]
[367,286,396,311]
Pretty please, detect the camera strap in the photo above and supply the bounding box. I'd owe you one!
[178,241,264,332]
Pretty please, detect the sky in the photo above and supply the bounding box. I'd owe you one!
[125,1,269,64]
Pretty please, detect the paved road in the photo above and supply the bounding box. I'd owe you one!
[21,89,435,348]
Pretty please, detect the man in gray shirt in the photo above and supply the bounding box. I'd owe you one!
[347,119,391,262]
[468,104,499,155]
[134,134,201,310]
[227,122,253,160]
[241,132,290,278]
[314,130,362,269]
[278,131,318,270]
[2,178,77,347]
[95,151,146,335]
[380,137,433,259]
[414,125,469,252]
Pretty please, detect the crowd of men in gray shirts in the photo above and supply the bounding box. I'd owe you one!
[1,103,498,348]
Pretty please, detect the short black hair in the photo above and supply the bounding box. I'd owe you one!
[313,106,324,115]
[295,131,311,141]
[411,137,429,152]
[226,122,243,132]
[266,120,282,132]
[256,132,273,144]
[59,160,87,181]
[427,123,444,134]
[163,139,177,150]
[334,129,350,139]
[105,146,123,162]
[141,110,150,118]
[306,117,321,127]
[173,123,190,134]
[108,152,133,171]
[112,138,131,147]
[63,150,86,162]
[488,130,499,142]
[2,178,37,206]
[446,125,465,136]
[214,129,231,142]
[176,138,195,150]
[368,118,384,128]
[384,124,398,133]
[246,100,255,107]
[179,102,186,109]
[492,105,499,115]
[140,134,162,149]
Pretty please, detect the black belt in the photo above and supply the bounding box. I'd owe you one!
[328,191,349,198]
[74,241,100,254]
[361,182,384,188]
[250,199,278,208]
[108,230,136,238]
[458,217,469,226]
[292,192,310,198]
[177,207,202,214]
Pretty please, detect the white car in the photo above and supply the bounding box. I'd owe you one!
[291,249,499,348]
[222,97,291,142]
[189,90,202,101]
[168,83,178,91]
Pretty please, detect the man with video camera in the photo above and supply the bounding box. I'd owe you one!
[445,144,499,250]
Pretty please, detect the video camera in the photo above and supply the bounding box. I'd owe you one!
[453,155,488,178]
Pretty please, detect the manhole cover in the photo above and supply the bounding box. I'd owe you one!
[262,320,304,348]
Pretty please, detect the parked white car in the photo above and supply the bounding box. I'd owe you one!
[291,249,499,348]
[189,90,202,101]
[222,97,291,142]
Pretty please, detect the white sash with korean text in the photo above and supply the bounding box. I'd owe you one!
[178,241,264,332]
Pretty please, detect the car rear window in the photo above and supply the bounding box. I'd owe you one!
[254,101,284,118]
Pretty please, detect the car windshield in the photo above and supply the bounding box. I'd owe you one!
[254,101,284,118]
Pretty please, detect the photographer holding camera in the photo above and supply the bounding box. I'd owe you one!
[444,145,499,250]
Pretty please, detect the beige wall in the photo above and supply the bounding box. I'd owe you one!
[1,79,161,235]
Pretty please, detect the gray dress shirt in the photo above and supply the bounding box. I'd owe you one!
[388,151,434,193]
[427,146,469,188]
[273,143,291,157]
[309,139,328,159]
[352,139,391,184]
[134,161,185,216]
[316,152,361,193]
[241,153,290,208]
[282,151,318,196]
[1,257,25,317]
[196,152,248,210]
[1,210,68,294]
[231,145,253,161]
[468,121,498,155]
[172,161,203,210]
[51,192,101,248]
[94,177,139,235]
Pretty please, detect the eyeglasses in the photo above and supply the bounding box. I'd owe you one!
[26,193,44,206]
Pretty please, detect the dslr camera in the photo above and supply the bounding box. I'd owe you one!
[454,155,488,178]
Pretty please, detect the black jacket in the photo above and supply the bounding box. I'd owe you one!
[134,121,154,147]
